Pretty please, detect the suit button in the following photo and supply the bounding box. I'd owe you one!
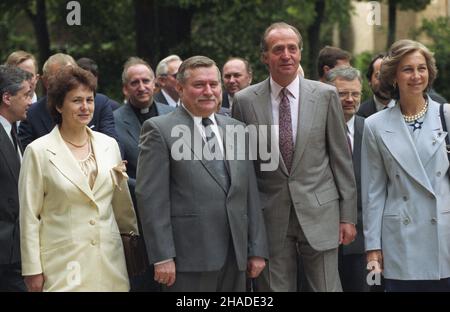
[89,220,96,225]
[91,240,97,246]
[437,172,442,177]
[431,218,437,225]
[403,218,410,225]
[403,196,408,201]
[396,174,400,179]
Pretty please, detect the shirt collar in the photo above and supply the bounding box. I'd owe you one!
[181,104,217,127]
[270,75,299,100]
[346,115,355,136]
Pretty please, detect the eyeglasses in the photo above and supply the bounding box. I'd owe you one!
[338,91,361,99]
[163,72,178,79]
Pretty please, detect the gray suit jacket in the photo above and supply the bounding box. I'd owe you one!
[362,99,450,280]
[343,115,365,255]
[113,102,173,188]
[232,77,357,255]
[135,107,268,272]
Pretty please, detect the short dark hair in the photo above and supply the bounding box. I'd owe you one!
[177,56,220,84]
[47,66,97,124]
[317,46,352,78]
[0,65,32,104]
[77,57,98,78]
[366,53,385,82]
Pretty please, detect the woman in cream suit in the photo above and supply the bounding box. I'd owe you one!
[19,66,138,291]
[362,39,450,291]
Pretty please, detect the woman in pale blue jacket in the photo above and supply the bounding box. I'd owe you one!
[362,39,450,291]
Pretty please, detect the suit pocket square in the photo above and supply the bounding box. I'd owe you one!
[110,161,129,190]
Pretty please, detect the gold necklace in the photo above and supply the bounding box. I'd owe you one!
[62,136,89,148]
[402,99,428,123]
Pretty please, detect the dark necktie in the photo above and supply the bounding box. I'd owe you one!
[10,122,21,154]
[279,88,294,172]
[202,117,230,191]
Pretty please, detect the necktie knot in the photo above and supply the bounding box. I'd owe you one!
[202,117,213,128]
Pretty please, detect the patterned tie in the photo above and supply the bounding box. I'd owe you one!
[202,117,230,191]
[279,88,294,172]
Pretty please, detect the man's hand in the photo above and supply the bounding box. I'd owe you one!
[246,256,266,278]
[339,222,356,245]
[24,273,44,292]
[154,260,176,287]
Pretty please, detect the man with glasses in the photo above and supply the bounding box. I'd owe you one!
[326,66,368,292]
[154,55,183,107]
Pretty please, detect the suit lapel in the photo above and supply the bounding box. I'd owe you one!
[379,105,434,194]
[177,108,229,193]
[47,127,96,203]
[290,78,316,173]
[0,126,20,181]
[122,104,141,144]
[414,100,447,169]
[91,131,111,194]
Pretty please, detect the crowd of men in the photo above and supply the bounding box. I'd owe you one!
[0,21,447,292]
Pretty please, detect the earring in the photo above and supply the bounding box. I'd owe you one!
[392,81,397,89]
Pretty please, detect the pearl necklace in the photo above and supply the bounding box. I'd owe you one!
[402,100,428,123]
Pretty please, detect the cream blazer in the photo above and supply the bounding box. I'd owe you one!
[19,126,138,291]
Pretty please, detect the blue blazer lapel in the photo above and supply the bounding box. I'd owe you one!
[415,99,448,170]
[379,104,434,194]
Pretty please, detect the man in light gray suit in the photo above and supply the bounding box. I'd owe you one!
[136,56,268,292]
[232,22,357,292]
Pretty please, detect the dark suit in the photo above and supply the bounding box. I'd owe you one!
[339,115,369,292]
[221,92,231,108]
[18,93,118,150]
[0,125,26,291]
[135,107,268,291]
[153,91,169,105]
[96,93,120,111]
[113,101,173,292]
[357,97,377,118]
